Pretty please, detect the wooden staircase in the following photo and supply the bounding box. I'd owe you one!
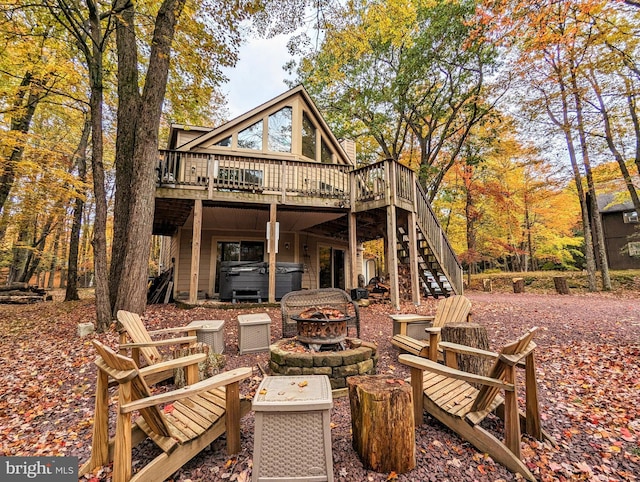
[396,179,462,299]
[398,226,453,298]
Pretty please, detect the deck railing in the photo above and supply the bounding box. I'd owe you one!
[158,150,350,199]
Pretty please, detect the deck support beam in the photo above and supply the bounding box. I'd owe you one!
[387,204,400,310]
[268,203,278,303]
[408,209,421,305]
[349,212,358,290]
[188,199,202,304]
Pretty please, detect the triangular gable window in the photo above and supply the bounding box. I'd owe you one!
[215,136,231,147]
[238,120,263,150]
[302,112,316,160]
[268,107,292,152]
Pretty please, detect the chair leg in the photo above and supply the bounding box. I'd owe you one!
[410,367,424,426]
[225,382,241,454]
[425,399,536,482]
[524,353,543,440]
[503,365,521,459]
[113,382,133,482]
[79,370,111,476]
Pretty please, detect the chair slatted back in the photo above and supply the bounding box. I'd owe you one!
[431,295,472,345]
[117,310,163,366]
[470,327,538,414]
[433,295,472,328]
[92,340,172,438]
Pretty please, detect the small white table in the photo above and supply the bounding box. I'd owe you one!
[389,313,434,338]
[186,320,225,353]
[252,375,334,482]
[237,313,271,354]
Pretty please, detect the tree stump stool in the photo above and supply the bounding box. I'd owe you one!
[553,276,570,294]
[513,277,525,293]
[441,323,492,379]
[347,375,415,474]
[482,278,492,292]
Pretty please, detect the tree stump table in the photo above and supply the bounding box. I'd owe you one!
[513,277,525,293]
[347,375,415,474]
[441,322,492,378]
[553,276,570,294]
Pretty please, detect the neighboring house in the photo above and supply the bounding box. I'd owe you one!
[153,85,462,307]
[597,193,640,270]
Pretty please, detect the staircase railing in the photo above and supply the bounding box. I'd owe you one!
[394,164,463,295]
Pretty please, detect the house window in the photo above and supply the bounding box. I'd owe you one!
[629,241,640,257]
[217,167,263,187]
[623,211,638,223]
[268,107,292,152]
[320,138,333,164]
[237,120,263,150]
[302,112,316,160]
[215,136,231,147]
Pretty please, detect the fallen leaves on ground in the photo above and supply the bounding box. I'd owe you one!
[0,291,639,481]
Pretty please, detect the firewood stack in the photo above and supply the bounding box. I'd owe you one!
[0,283,51,304]
[365,276,390,302]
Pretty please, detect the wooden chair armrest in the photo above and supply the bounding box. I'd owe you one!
[120,335,197,348]
[121,367,253,413]
[138,353,206,377]
[389,315,435,323]
[148,326,200,335]
[424,326,441,333]
[439,341,499,359]
[398,354,513,391]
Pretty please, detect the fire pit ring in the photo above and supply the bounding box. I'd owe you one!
[291,307,352,350]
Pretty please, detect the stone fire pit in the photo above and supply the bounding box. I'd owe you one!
[269,338,377,390]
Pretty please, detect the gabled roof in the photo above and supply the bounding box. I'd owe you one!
[175,85,353,165]
[167,124,212,150]
[597,192,636,213]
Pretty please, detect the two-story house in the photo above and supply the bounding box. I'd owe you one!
[153,85,462,307]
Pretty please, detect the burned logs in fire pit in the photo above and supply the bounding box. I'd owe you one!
[291,306,352,351]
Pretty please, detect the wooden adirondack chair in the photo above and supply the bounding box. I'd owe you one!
[399,327,553,481]
[391,295,472,360]
[79,340,252,482]
[117,310,202,385]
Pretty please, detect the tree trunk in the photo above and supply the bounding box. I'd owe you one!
[552,59,597,291]
[441,322,492,379]
[112,0,187,315]
[87,8,111,332]
[110,0,139,311]
[0,72,48,215]
[47,222,62,289]
[65,117,90,302]
[570,67,611,291]
[347,375,416,474]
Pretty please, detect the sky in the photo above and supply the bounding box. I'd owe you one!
[221,34,298,119]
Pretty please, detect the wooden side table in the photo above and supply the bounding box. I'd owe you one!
[347,375,416,473]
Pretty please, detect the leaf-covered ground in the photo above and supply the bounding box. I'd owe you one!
[0,291,639,481]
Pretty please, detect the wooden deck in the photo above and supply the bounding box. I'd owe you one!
[156,150,464,297]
